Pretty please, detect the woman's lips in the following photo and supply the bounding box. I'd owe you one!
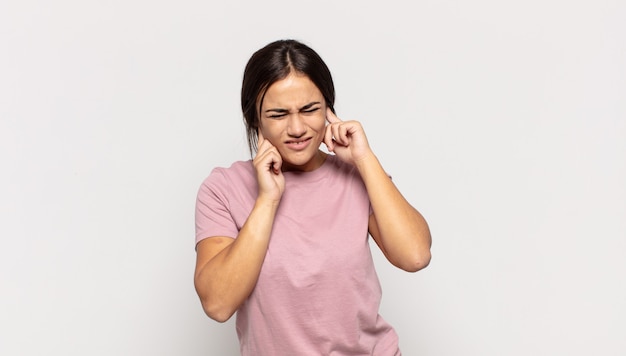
[284,137,312,151]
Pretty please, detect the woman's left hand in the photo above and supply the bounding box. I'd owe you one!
[323,108,373,165]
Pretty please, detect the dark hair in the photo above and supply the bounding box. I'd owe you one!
[241,39,335,155]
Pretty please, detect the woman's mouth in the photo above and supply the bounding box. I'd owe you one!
[285,137,312,151]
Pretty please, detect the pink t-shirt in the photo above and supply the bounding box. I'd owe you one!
[195,155,400,355]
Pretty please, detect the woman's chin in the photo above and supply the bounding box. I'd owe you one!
[281,150,325,172]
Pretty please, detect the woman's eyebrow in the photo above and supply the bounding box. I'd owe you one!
[264,108,289,114]
[264,102,321,114]
[299,102,321,111]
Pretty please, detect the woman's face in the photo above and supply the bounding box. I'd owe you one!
[259,72,327,172]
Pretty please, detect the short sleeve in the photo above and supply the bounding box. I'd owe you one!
[195,168,239,246]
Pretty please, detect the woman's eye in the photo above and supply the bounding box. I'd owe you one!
[268,114,287,119]
[303,107,320,114]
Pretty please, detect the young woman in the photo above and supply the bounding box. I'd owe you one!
[194,39,431,355]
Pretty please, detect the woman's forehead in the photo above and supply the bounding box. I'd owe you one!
[262,73,323,109]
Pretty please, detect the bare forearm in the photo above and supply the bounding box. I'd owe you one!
[195,198,278,321]
[356,153,432,271]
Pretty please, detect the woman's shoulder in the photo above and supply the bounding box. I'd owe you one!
[325,154,358,176]
[326,154,391,180]
[201,159,255,188]
[220,159,254,174]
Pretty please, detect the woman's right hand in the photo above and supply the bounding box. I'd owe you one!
[253,129,285,203]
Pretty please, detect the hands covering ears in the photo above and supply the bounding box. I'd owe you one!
[253,107,373,201]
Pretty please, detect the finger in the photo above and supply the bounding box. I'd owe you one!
[326,107,342,124]
[254,145,281,173]
[271,153,282,174]
[332,123,347,146]
[257,128,265,152]
[261,148,282,175]
[255,130,283,174]
[256,129,277,157]
[324,123,335,152]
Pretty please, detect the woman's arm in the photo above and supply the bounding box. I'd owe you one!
[356,154,431,272]
[194,131,285,322]
[194,197,279,322]
[324,108,431,272]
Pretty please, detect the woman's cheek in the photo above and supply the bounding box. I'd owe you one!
[309,114,326,132]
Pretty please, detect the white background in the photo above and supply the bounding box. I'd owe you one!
[1,1,625,355]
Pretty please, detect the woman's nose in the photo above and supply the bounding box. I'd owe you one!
[286,114,306,137]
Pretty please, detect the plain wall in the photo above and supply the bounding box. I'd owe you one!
[1,0,624,355]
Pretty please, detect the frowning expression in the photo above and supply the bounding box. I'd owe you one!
[259,72,327,172]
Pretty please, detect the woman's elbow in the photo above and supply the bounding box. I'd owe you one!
[399,249,431,273]
[201,299,236,323]
[195,284,237,323]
